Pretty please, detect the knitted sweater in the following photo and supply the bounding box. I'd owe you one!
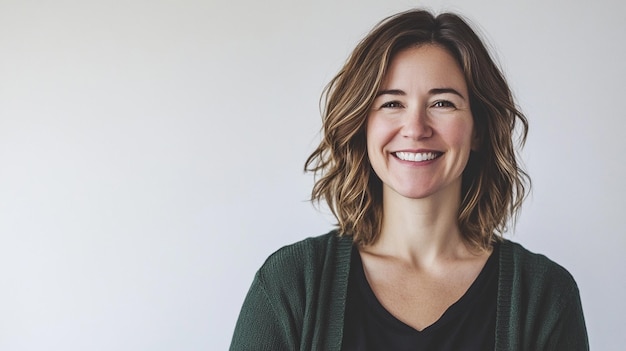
[230,231,588,350]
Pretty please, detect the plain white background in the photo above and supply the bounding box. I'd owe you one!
[1,0,624,350]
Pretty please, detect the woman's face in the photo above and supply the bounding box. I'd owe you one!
[366,44,475,203]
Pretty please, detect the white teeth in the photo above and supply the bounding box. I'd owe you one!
[395,151,439,162]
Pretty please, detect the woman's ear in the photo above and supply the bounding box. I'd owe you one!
[471,129,481,151]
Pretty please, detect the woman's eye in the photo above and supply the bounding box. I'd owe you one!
[381,101,403,108]
[432,100,455,108]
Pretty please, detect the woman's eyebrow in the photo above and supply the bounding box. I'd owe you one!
[375,89,405,97]
[429,88,466,100]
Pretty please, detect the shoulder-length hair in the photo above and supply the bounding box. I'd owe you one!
[304,9,530,250]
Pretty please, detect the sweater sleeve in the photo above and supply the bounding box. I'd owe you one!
[229,233,346,351]
[229,273,293,351]
[499,241,590,351]
[546,284,589,351]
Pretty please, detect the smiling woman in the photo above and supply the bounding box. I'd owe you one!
[230,9,589,351]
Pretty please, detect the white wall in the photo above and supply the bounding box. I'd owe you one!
[0,0,623,350]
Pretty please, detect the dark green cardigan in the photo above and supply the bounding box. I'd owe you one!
[230,231,588,350]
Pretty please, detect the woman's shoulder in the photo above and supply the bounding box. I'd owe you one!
[255,230,351,284]
[500,239,580,296]
[497,240,588,349]
[260,230,342,265]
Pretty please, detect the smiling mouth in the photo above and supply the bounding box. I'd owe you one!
[394,151,442,162]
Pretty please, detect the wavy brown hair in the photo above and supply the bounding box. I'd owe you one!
[304,9,530,250]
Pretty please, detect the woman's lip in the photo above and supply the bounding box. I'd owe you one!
[392,148,442,153]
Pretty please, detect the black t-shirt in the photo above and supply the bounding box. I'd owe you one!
[342,243,499,351]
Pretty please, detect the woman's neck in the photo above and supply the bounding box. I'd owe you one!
[365,183,474,266]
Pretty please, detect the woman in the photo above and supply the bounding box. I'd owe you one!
[230,9,588,351]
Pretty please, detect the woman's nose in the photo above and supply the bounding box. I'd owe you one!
[401,108,432,139]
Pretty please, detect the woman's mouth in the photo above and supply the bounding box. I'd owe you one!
[393,151,442,162]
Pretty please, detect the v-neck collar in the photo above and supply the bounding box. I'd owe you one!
[350,243,499,334]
